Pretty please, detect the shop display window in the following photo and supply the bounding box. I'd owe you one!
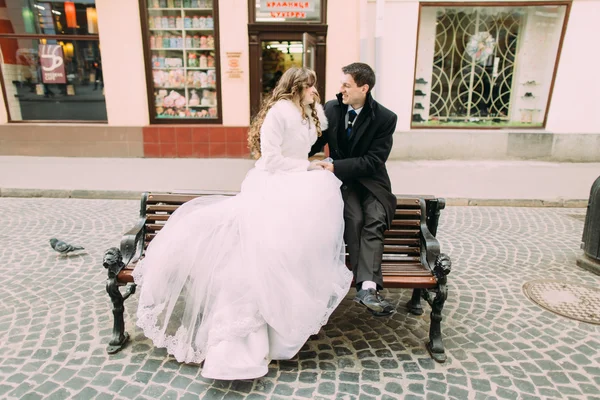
[412,3,570,128]
[143,0,221,122]
[0,1,106,122]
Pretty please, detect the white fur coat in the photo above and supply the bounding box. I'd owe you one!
[255,100,328,173]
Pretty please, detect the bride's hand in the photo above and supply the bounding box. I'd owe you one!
[307,161,325,171]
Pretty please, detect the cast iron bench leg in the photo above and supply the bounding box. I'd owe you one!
[103,247,136,354]
[426,253,452,363]
[407,289,424,315]
[106,280,135,354]
[427,281,447,363]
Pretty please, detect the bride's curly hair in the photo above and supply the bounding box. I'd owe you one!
[248,67,322,159]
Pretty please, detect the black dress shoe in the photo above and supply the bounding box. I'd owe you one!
[370,293,395,317]
[414,90,426,96]
[354,289,396,316]
[415,78,428,84]
[354,288,385,313]
[414,103,425,110]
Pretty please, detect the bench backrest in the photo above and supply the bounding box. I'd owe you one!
[140,192,442,289]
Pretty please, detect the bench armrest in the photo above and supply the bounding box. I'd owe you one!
[119,217,146,267]
[419,199,452,280]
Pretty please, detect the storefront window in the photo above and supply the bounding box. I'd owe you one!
[0,1,106,122]
[412,3,569,128]
[143,0,221,122]
[19,1,99,35]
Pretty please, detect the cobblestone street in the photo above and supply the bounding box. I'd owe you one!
[0,198,599,400]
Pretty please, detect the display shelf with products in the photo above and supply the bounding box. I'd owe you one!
[143,0,220,122]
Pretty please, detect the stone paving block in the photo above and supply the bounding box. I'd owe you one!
[64,377,87,391]
[162,390,179,400]
[317,382,335,396]
[72,387,97,400]
[0,199,599,399]
[19,393,43,400]
[119,384,144,398]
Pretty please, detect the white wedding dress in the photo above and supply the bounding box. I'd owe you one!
[133,100,353,380]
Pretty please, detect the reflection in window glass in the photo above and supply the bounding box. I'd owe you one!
[19,1,99,36]
[0,39,106,121]
[0,1,105,121]
[412,5,568,128]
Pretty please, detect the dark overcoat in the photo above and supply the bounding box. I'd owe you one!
[310,92,398,226]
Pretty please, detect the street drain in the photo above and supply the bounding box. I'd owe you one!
[523,280,600,325]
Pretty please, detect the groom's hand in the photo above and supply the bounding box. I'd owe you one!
[315,161,334,173]
[307,160,324,171]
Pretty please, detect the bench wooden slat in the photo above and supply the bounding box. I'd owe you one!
[382,265,430,272]
[117,269,135,283]
[394,198,421,207]
[382,257,422,264]
[383,245,420,254]
[383,275,437,289]
[146,224,166,232]
[390,220,420,227]
[383,270,432,276]
[396,194,435,201]
[146,214,170,221]
[384,238,420,245]
[146,205,180,212]
[118,267,435,285]
[383,259,422,264]
[147,192,236,204]
[395,209,421,217]
[385,229,420,237]
[381,263,427,270]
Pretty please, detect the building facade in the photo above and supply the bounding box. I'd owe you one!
[0,0,598,161]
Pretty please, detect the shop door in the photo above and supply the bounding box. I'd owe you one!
[303,33,317,70]
[249,31,326,118]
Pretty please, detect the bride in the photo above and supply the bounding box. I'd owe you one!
[133,67,353,380]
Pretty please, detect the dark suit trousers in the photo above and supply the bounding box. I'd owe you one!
[342,183,388,290]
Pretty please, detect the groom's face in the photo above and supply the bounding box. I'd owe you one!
[340,73,368,108]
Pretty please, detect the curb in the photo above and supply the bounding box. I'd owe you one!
[576,251,600,276]
[0,188,141,200]
[445,198,588,208]
[0,188,589,207]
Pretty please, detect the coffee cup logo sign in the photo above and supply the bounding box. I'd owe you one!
[39,44,67,84]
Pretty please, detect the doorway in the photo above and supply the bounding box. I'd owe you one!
[248,29,326,118]
[261,40,303,102]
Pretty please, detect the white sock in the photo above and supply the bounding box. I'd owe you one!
[361,281,377,291]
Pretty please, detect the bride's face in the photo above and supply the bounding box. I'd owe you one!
[302,85,317,105]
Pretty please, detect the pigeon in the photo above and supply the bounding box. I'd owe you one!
[49,238,85,255]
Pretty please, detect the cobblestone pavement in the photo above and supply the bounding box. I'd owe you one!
[0,198,599,400]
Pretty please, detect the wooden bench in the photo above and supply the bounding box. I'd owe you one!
[102,191,452,362]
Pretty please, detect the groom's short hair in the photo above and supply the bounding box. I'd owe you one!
[342,63,376,92]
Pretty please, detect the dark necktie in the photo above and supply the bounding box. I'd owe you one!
[347,109,357,138]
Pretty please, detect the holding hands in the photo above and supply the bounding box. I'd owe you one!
[308,158,334,172]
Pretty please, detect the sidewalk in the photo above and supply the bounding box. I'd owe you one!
[1,198,598,399]
[0,156,598,206]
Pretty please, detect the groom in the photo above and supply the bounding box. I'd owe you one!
[310,62,398,316]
